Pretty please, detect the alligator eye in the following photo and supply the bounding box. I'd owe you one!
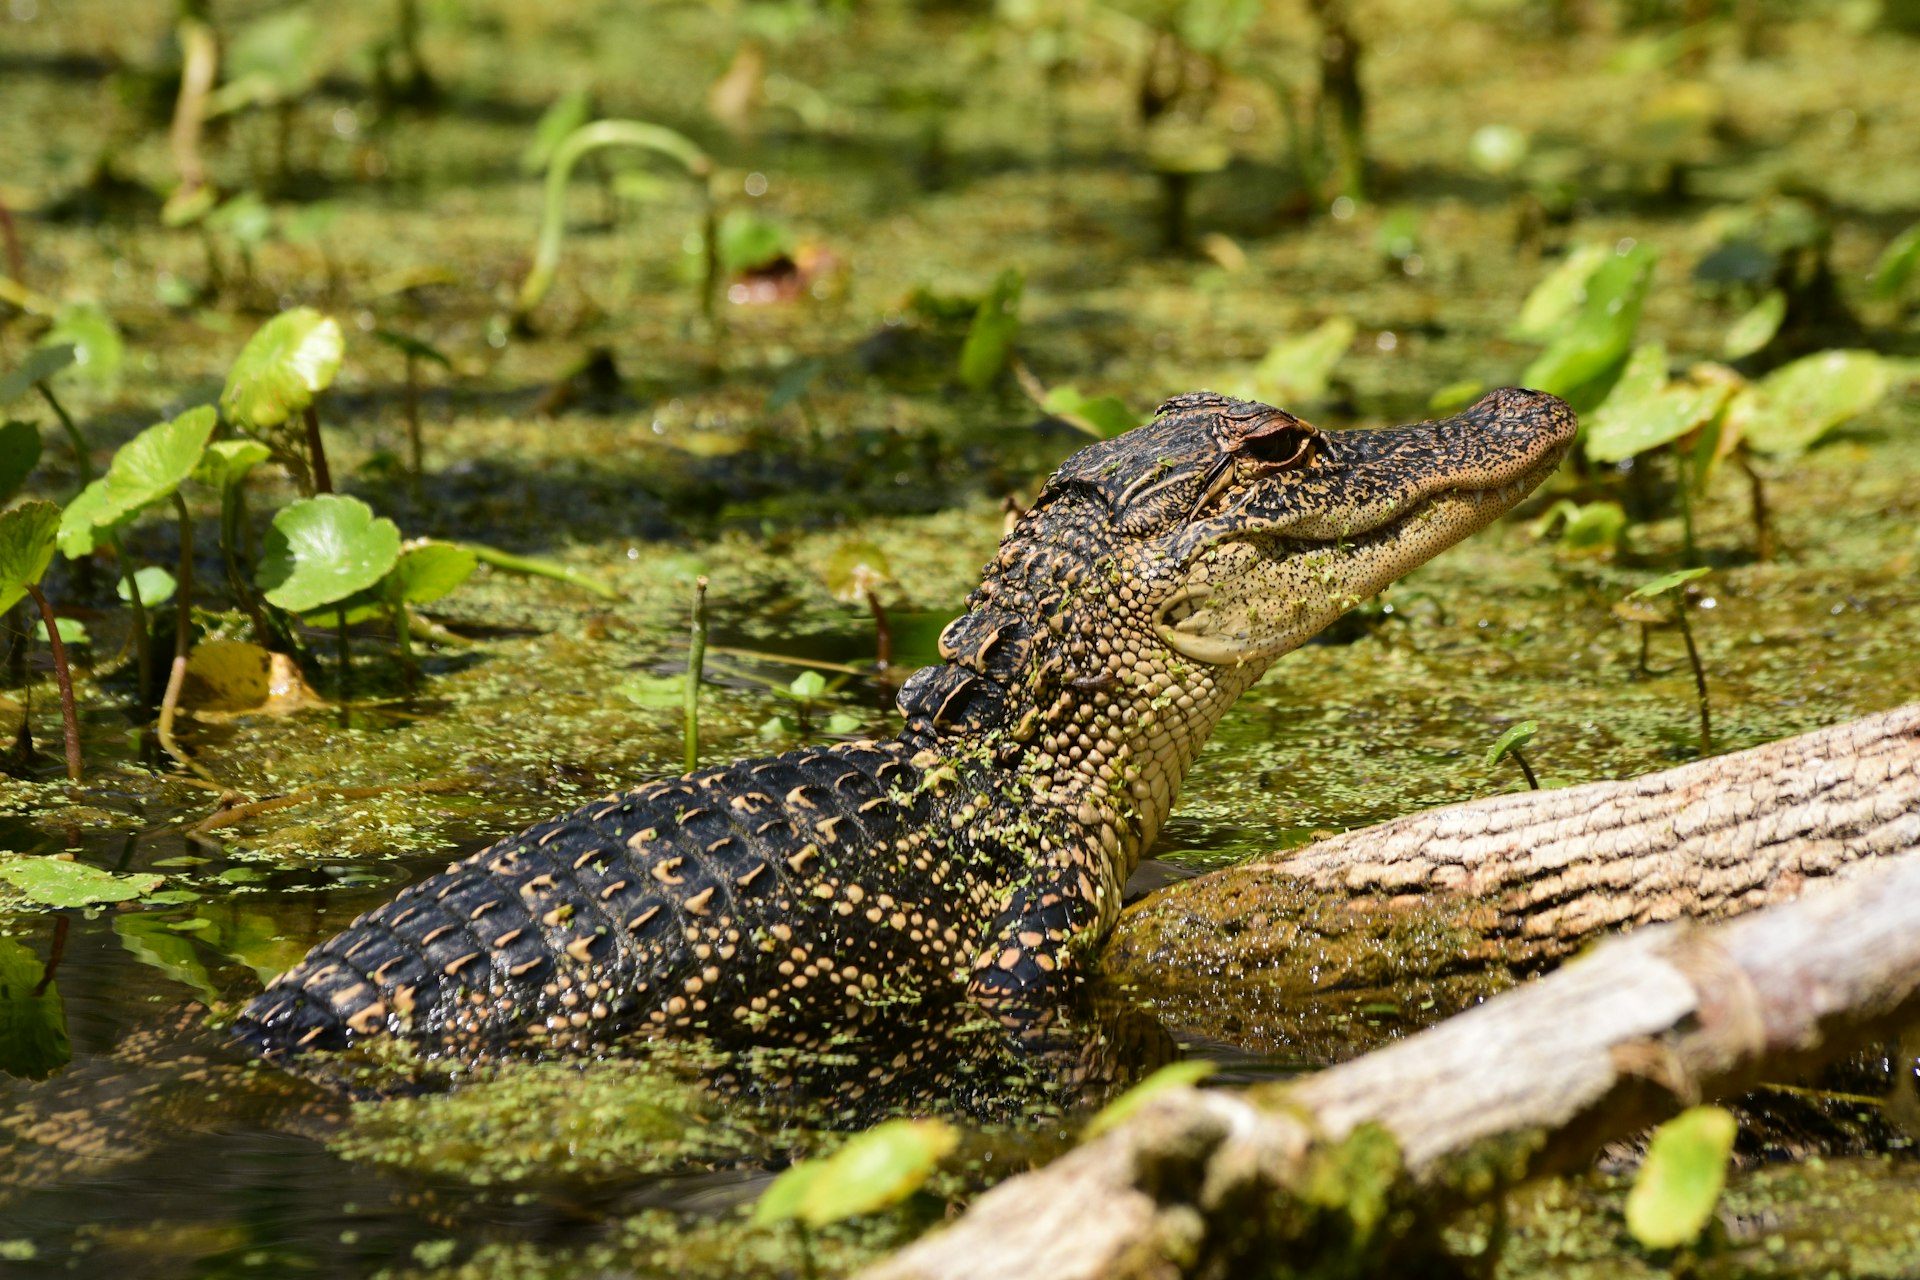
[1240,424,1318,470]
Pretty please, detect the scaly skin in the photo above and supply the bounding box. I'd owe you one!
[234,388,1576,1069]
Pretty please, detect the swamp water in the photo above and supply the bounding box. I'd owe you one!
[3,1,1920,1275]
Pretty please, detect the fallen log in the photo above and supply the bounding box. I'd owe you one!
[863,848,1920,1280]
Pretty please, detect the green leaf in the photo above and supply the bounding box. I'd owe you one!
[824,542,892,604]
[0,501,61,615]
[1251,316,1356,405]
[0,858,164,908]
[1483,720,1539,769]
[521,86,594,176]
[716,209,792,274]
[114,915,219,1002]
[1467,124,1528,177]
[1626,1105,1737,1249]
[957,268,1024,392]
[1869,221,1920,300]
[1585,381,1733,464]
[1553,500,1627,554]
[1722,289,1785,360]
[1522,244,1659,408]
[1510,243,1612,342]
[385,541,478,606]
[751,1158,826,1228]
[1085,1059,1216,1138]
[1427,379,1485,416]
[459,541,620,600]
[616,674,686,709]
[0,344,77,407]
[372,329,453,370]
[0,420,44,503]
[221,308,345,430]
[788,670,827,700]
[43,301,124,388]
[256,495,402,613]
[1627,566,1710,601]
[193,439,273,492]
[1739,349,1891,455]
[0,937,69,1081]
[116,564,177,608]
[1042,385,1141,439]
[46,616,88,646]
[779,1119,959,1227]
[56,406,217,558]
[766,358,824,415]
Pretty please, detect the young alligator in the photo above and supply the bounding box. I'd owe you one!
[235,388,1576,1070]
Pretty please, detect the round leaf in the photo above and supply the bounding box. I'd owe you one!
[0,500,60,615]
[385,541,478,606]
[1522,244,1659,406]
[0,420,44,504]
[194,439,272,491]
[116,564,177,608]
[1625,1105,1737,1249]
[1585,381,1732,464]
[0,859,163,908]
[222,308,345,429]
[56,406,217,558]
[1740,349,1891,456]
[256,495,402,613]
[0,345,77,407]
[825,542,892,604]
[44,302,125,388]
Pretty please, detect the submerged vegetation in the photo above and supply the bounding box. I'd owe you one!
[1,0,1918,1275]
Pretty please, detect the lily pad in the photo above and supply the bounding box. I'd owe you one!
[0,344,77,407]
[617,674,685,709]
[56,406,216,558]
[221,308,344,430]
[752,1118,958,1228]
[0,858,163,908]
[825,542,892,604]
[257,495,402,613]
[1738,349,1891,456]
[0,500,60,615]
[0,420,44,503]
[1510,243,1612,342]
[0,937,69,1081]
[1626,1105,1737,1249]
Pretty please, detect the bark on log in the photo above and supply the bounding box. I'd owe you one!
[862,851,1920,1280]
[1105,704,1920,1057]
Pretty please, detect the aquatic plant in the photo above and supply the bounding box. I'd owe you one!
[371,328,452,485]
[1619,567,1712,756]
[1483,720,1541,791]
[221,307,345,496]
[0,501,79,781]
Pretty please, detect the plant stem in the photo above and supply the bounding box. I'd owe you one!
[1737,450,1774,562]
[221,483,273,643]
[391,600,418,685]
[1673,598,1712,755]
[105,530,153,707]
[405,352,423,485]
[24,585,81,783]
[1509,748,1540,791]
[336,610,351,696]
[157,494,222,787]
[684,575,708,774]
[35,382,94,486]
[1675,446,1699,566]
[864,584,893,671]
[302,404,334,494]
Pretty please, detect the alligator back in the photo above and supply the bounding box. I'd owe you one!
[232,739,1000,1064]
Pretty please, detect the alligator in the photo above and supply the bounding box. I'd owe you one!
[234,388,1577,1073]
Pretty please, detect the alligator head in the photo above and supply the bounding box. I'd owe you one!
[900,387,1576,893]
